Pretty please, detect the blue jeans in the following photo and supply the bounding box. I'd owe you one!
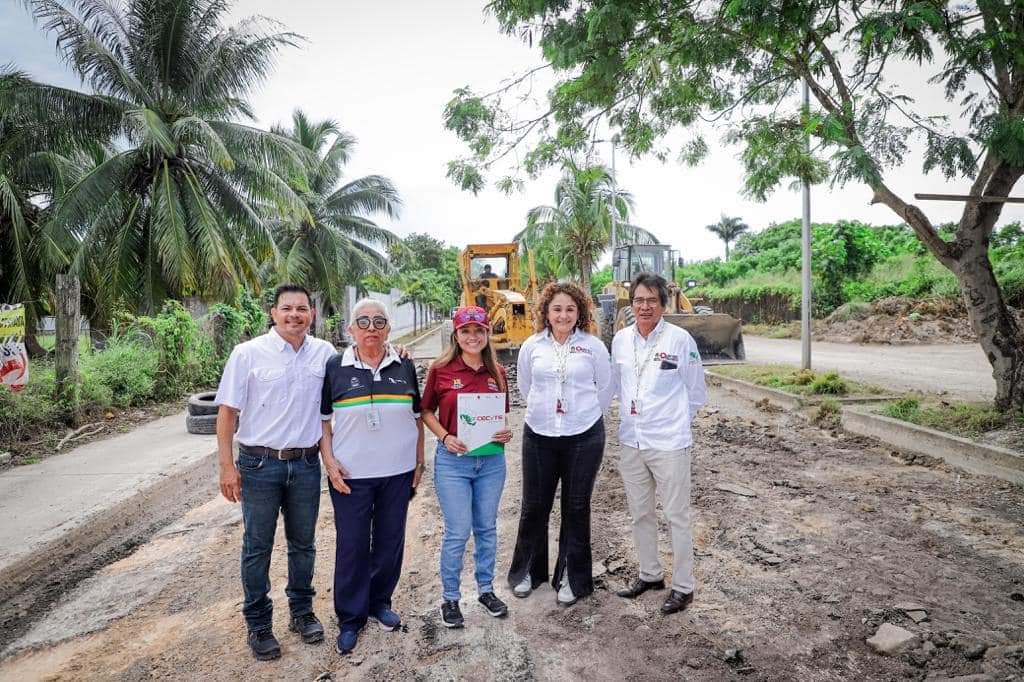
[433,442,506,601]
[238,450,321,632]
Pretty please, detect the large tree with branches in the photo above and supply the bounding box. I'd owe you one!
[445,0,1024,410]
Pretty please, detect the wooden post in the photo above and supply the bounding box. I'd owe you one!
[54,274,81,425]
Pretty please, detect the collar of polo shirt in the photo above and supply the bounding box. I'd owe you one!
[341,344,401,370]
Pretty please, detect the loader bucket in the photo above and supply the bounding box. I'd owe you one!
[663,313,746,362]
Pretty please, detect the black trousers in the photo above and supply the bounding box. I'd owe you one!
[507,417,605,598]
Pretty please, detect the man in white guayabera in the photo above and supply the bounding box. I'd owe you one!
[214,283,333,660]
[610,272,707,615]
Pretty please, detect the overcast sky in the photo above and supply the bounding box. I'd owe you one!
[3,0,1020,262]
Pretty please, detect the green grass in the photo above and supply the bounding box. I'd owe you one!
[712,363,887,397]
[880,398,1020,440]
[742,321,801,339]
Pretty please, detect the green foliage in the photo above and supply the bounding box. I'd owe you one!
[134,301,208,398]
[810,372,848,395]
[80,338,159,408]
[883,398,921,422]
[236,289,269,338]
[591,265,613,298]
[881,398,1014,439]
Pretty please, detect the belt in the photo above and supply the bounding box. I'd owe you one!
[239,444,319,460]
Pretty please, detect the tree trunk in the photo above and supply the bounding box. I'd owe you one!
[580,254,592,296]
[725,241,731,261]
[957,242,1024,410]
[54,274,81,425]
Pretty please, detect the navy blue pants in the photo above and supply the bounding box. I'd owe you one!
[328,469,414,632]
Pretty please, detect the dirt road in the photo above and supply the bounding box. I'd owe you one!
[2,383,1022,681]
[744,336,994,402]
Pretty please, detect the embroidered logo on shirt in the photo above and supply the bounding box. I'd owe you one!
[688,350,699,364]
[570,345,592,355]
[387,376,406,385]
[487,377,499,391]
[654,352,679,363]
[350,377,362,388]
[451,378,464,390]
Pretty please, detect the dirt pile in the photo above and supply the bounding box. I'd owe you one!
[818,297,981,344]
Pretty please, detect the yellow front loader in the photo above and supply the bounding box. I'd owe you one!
[596,244,746,362]
[441,243,539,362]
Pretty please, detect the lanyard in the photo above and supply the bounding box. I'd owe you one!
[354,347,385,406]
[632,324,663,400]
[553,336,573,388]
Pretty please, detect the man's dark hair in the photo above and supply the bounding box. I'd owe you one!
[273,283,312,307]
[629,272,670,306]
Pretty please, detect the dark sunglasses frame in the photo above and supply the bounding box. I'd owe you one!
[355,315,388,330]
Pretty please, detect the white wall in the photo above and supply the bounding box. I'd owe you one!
[342,287,431,339]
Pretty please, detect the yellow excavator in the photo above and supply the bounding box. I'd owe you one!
[596,244,745,361]
[441,243,539,362]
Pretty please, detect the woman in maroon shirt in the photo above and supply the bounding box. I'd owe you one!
[421,306,513,629]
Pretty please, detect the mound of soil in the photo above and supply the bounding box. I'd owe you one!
[817,297,1022,345]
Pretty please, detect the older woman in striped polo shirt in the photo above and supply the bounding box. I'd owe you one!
[319,298,425,656]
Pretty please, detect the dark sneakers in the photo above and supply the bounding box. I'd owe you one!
[247,627,281,661]
[478,592,509,617]
[288,612,324,644]
[335,628,359,655]
[441,600,465,628]
[370,607,402,631]
[616,577,666,599]
[661,589,694,615]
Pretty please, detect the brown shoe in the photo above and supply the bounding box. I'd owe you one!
[616,577,665,599]
[660,590,694,614]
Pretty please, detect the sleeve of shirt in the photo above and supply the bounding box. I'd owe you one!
[608,333,621,402]
[516,337,533,402]
[214,345,249,410]
[320,357,335,418]
[681,335,707,420]
[592,336,613,412]
[421,366,439,413]
[406,359,422,416]
[501,365,510,413]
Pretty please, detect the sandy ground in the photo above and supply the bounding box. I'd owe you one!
[2,384,1023,681]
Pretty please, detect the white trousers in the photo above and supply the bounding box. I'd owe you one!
[618,445,694,593]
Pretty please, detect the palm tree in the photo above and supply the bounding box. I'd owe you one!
[516,159,657,293]
[270,110,401,310]
[0,72,85,353]
[8,0,310,313]
[705,214,750,261]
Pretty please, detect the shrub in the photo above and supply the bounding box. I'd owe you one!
[810,371,848,395]
[882,398,920,421]
[814,398,842,426]
[80,339,159,408]
[793,369,816,385]
[133,301,206,399]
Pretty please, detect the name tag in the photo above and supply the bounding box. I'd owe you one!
[366,407,382,431]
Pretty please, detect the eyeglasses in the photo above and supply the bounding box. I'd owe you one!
[631,296,661,307]
[355,315,388,330]
[457,310,487,322]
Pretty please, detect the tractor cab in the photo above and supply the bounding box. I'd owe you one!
[612,244,681,284]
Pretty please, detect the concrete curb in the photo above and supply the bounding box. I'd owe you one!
[406,323,442,352]
[0,449,218,608]
[710,372,1024,485]
[706,371,897,409]
[843,407,1024,485]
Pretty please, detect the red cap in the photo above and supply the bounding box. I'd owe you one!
[452,306,490,330]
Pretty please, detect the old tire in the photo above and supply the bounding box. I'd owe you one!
[187,391,218,416]
[186,413,218,435]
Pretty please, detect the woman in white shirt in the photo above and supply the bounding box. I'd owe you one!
[507,282,611,606]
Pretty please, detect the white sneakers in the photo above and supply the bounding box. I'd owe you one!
[557,576,576,605]
[513,575,532,598]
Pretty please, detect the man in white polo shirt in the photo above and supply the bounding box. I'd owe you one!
[214,284,335,660]
[611,272,707,615]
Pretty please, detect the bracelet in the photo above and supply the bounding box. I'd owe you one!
[441,432,450,444]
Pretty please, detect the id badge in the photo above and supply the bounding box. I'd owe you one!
[366,407,382,431]
[556,397,569,415]
[630,399,642,416]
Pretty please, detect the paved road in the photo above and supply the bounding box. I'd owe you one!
[744,336,994,402]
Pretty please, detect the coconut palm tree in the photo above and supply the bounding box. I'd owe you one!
[516,159,657,293]
[8,0,310,313]
[705,214,750,261]
[270,109,400,310]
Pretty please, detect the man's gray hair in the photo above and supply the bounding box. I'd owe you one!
[351,297,389,321]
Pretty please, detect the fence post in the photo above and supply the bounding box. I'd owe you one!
[54,273,81,425]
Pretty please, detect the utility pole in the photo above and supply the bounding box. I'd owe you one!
[610,134,618,259]
[801,80,812,371]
